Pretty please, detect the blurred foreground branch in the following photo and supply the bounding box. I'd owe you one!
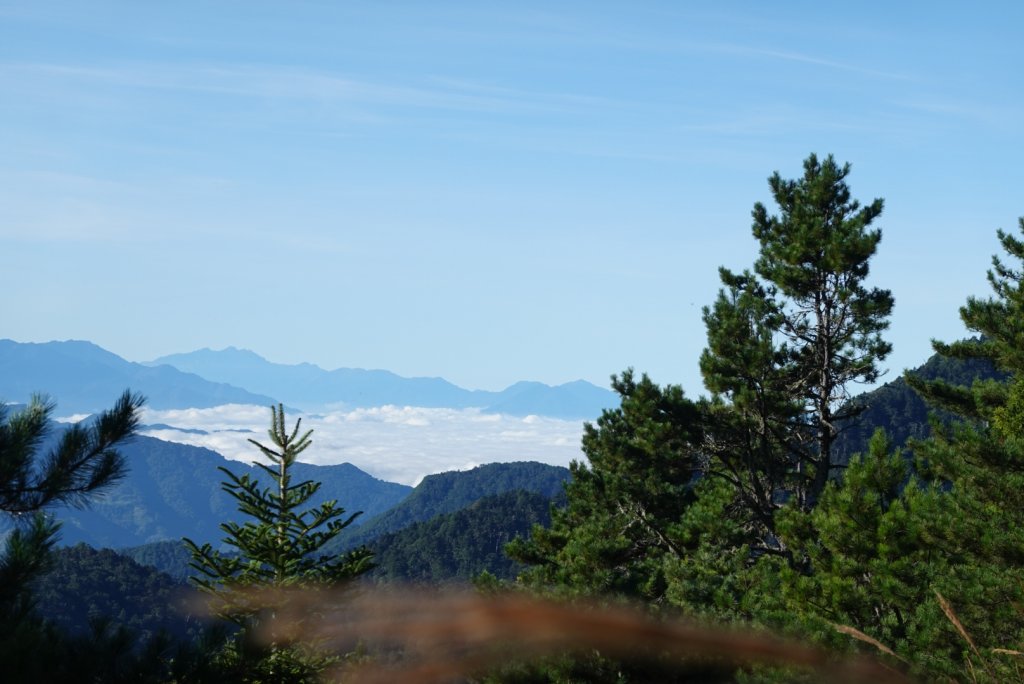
[192,586,913,683]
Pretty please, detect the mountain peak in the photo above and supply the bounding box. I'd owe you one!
[0,339,279,413]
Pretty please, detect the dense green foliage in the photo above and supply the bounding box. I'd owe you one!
[508,158,1024,682]
[508,371,704,602]
[371,489,558,583]
[33,543,201,643]
[898,219,1024,678]
[701,154,894,549]
[759,224,1024,680]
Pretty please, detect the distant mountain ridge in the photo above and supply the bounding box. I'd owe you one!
[0,339,616,420]
[123,461,571,580]
[0,339,278,414]
[150,346,616,420]
[0,432,412,549]
[325,461,571,554]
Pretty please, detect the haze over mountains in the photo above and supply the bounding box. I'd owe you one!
[0,339,277,414]
[0,339,598,485]
[149,346,617,419]
[0,339,617,420]
[0,432,411,550]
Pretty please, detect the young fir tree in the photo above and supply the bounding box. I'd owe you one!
[185,405,373,683]
[701,154,893,549]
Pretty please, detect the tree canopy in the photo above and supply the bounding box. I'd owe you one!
[508,155,1024,682]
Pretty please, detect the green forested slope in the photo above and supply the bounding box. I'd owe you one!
[831,346,1002,466]
[369,489,560,583]
[324,461,570,555]
[119,539,195,581]
[33,544,203,642]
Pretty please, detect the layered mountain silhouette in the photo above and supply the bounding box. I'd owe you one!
[118,460,570,579]
[0,339,278,414]
[0,340,616,419]
[150,346,616,419]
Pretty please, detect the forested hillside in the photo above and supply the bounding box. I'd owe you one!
[33,544,202,642]
[324,461,570,554]
[831,346,1002,466]
[370,489,560,582]
[119,539,195,581]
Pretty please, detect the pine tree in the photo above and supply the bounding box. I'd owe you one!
[763,219,1024,681]
[701,154,893,546]
[0,390,145,678]
[506,370,705,603]
[770,431,963,677]
[503,375,727,683]
[903,218,1024,679]
[184,404,373,682]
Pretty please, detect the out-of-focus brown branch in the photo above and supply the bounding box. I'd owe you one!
[194,586,913,683]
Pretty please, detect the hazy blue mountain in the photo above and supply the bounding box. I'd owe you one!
[485,380,617,419]
[151,347,473,408]
[0,339,279,414]
[325,461,571,555]
[1,433,412,549]
[120,539,196,581]
[150,346,616,419]
[120,462,569,580]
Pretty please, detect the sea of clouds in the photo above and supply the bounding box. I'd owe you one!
[137,404,587,486]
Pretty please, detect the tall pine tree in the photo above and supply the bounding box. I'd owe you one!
[701,154,893,546]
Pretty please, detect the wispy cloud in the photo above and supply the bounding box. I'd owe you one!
[140,404,585,486]
[720,44,912,81]
[894,97,1022,129]
[0,61,612,118]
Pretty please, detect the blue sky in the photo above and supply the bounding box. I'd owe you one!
[2,2,1022,393]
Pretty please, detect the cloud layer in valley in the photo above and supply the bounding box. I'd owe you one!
[139,404,585,486]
